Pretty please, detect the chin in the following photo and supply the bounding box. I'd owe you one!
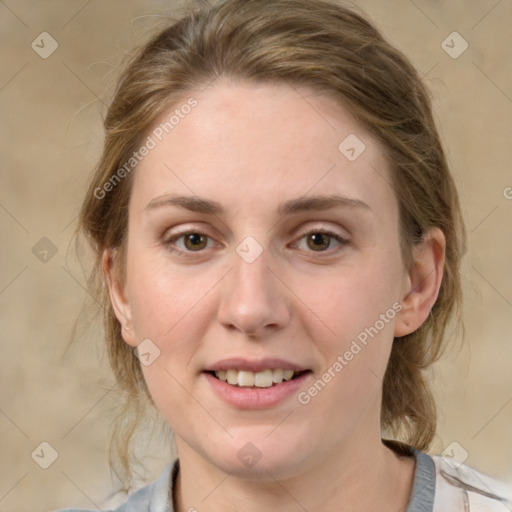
[204,437,309,480]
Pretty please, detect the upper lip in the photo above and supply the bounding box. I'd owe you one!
[204,357,310,373]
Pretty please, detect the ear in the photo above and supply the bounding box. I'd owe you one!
[394,228,445,337]
[102,248,137,347]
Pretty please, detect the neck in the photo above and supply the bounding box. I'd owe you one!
[172,424,415,511]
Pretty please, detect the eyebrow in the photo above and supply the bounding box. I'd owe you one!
[144,193,371,216]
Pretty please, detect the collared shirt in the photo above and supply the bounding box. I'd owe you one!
[56,444,512,512]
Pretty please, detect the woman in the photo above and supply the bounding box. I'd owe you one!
[59,0,512,510]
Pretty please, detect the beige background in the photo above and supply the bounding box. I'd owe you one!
[1,0,511,510]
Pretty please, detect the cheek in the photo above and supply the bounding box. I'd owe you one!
[292,250,403,399]
[294,254,403,343]
[124,254,218,423]
[125,246,214,340]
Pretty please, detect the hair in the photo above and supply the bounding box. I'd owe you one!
[75,0,466,491]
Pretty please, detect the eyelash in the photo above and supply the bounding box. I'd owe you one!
[163,228,349,257]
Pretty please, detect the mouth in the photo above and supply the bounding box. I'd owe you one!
[204,369,312,388]
[202,364,314,409]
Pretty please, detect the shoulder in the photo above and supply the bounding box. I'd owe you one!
[431,454,512,511]
[53,459,178,512]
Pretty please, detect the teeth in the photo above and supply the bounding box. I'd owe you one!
[283,369,294,380]
[272,368,284,383]
[254,369,273,387]
[238,371,255,387]
[214,368,299,387]
[226,369,238,385]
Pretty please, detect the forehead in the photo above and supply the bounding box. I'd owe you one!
[131,79,397,221]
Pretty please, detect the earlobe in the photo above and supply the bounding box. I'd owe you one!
[394,228,445,338]
[101,248,137,347]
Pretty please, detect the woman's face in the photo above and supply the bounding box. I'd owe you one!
[109,79,413,478]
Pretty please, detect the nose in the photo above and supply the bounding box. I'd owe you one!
[217,246,291,338]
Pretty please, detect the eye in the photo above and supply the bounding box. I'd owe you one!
[164,231,215,254]
[163,228,348,257]
[294,229,348,253]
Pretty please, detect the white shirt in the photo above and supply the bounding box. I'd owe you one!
[431,453,512,511]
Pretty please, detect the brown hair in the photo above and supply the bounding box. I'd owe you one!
[76,0,466,490]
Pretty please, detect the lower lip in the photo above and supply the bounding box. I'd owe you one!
[203,372,312,410]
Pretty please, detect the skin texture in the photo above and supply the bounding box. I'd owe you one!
[103,79,445,511]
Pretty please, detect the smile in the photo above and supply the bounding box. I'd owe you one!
[211,368,306,388]
[203,369,313,409]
